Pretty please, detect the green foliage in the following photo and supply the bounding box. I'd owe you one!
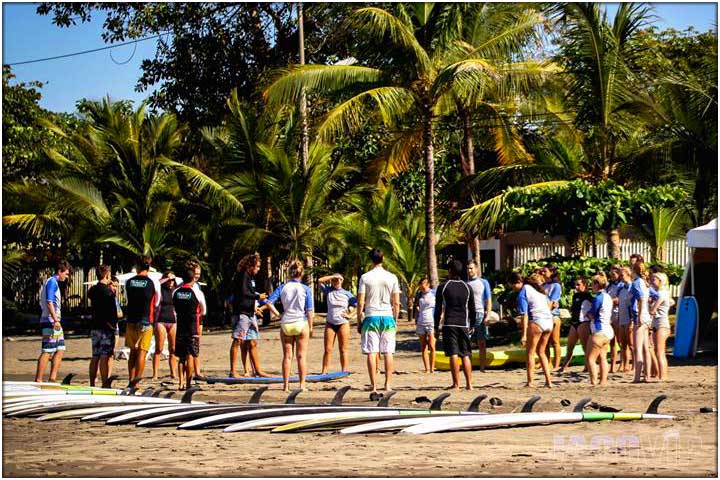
[492,254,684,310]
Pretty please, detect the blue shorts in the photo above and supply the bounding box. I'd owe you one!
[91,329,116,357]
[41,319,66,353]
[471,313,489,342]
[232,314,260,341]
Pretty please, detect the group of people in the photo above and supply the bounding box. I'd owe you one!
[34,249,673,393]
[510,254,673,387]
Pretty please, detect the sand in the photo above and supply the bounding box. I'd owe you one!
[3,321,717,477]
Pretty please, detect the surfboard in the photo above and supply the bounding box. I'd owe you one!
[269,410,485,433]
[341,417,440,434]
[435,344,588,371]
[178,405,419,430]
[673,296,699,358]
[401,411,675,435]
[4,397,182,417]
[106,404,228,426]
[38,405,158,421]
[205,371,351,385]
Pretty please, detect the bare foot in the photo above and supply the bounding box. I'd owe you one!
[465,385,474,391]
[445,385,460,391]
[599,381,608,387]
[525,382,535,388]
[545,382,553,389]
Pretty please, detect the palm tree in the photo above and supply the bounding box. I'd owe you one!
[457,3,655,256]
[264,3,516,287]
[3,97,238,262]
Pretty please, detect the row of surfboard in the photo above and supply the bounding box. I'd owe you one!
[4,379,674,435]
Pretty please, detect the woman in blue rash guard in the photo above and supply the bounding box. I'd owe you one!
[630,262,653,383]
[541,264,563,370]
[510,272,553,388]
[317,273,356,374]
[585,274,614,386]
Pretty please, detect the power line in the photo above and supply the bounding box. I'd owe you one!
[5,32,170,66]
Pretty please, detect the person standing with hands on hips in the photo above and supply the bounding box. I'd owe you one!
[357,249,400,395]
[466,261,492,372]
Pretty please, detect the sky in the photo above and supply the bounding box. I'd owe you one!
[2,2,718,114]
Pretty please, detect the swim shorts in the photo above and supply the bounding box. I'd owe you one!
[471,313,490,341]
[281,321,306,337]
[91,329,116,357]
[232,314,260,341]
[415,323,434,336]
[652,316,671,331]
[361,316,396,354]
[125,323,153,351]
[175,335,200,359]
[40,319,66,353]
[442,326,472,358]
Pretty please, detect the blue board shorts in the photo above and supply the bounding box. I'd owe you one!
[41,318,66,353]
[471,313,490,341]
[231,314,260,341]
[361,316,396,354]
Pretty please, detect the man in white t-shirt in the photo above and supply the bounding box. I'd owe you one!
[357,249,400,394]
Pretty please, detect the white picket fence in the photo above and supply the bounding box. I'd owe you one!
[512,238,689,298]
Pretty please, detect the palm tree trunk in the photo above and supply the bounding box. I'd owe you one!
[460,107,482,274]
[297,3,309,172]
[606,228,620,259]
[406,286,415,322]
[423,111,439,288]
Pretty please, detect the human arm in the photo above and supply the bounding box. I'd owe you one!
[317,274,341,284]
[516,287,529,345]
[433,284,444,332]
[391,275,401,322]
[304,285,314,336]
[45,279,62,328]
[356,277,365,333]
[482,279,492,323]
[467,287,476,323]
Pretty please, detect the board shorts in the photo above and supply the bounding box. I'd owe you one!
[40,319,66,353]
[471,313,489,341]
[175,335,200,359]
[416,323,434,336]
[361,316,396,354]
[652,316,671,331]
[281,321,306,337]
[125,323,153,351]
[91,329,116,357]
[232,314,260,341]
[442,326,472,358]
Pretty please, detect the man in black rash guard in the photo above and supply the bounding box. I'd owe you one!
[174,261,207,390]
[124,255,161,383]
[87,265,118,387]
[434,259,476,390]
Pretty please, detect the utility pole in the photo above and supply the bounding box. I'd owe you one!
[298,2,309,172]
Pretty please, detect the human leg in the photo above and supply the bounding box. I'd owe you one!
[296,324,310,391]
[166,324,177,379]
[337,323,351,372]
[525,324,542,387]
[559,325,578,372]
[654,327,670,381]
[35,352,51,382]
[322,324,337,374]
[152,323,167,380]
[229,339,242,377]
[536,329,553,388]
[281,331,294,392]
[89,356,100,387]
[418,334,430,373]
[550,317,561,369]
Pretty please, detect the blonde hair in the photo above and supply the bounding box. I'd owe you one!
[288,260,304,279]
[653,272,669,291]
[592,273,608,290]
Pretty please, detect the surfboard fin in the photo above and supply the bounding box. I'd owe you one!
[521,395,542,413]
[430,393,451,411]
[141,387,155,397]
[61,373,75,385]
[101,375,119,389]
[489,397,503,407]
[467,394,488,412]
[163,391,176,399]
[330,386,352,406]
[248,386,269,404]
[573,397,592,412]
[151,387,167,397]
[181,386,201,403]
[646,395,668,414]
[285,389,303,404]
[377,390,397,407]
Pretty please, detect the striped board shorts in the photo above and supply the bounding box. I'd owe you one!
[40,319,66,353]
[360,316,396,354]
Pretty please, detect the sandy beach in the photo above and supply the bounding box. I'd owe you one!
[3,321,717,477]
